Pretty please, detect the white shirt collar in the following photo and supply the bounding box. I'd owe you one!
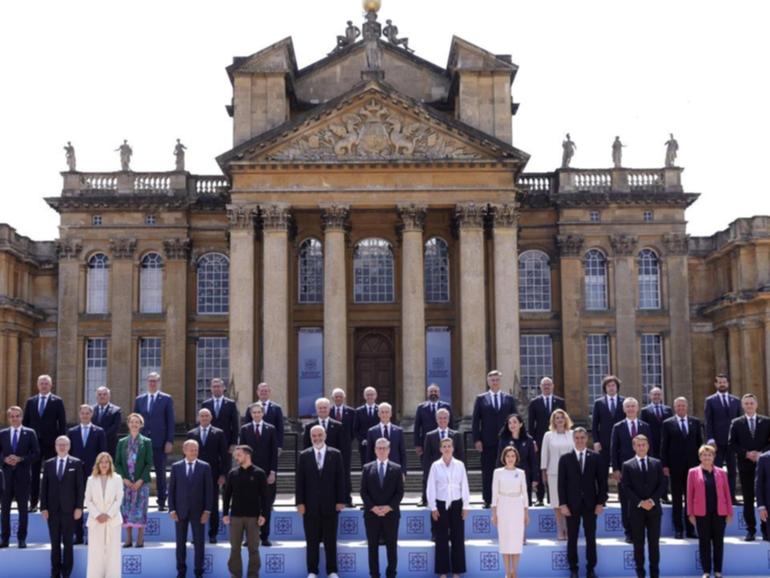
[636,456,647,464]
[186,459,196,467]
[377,459,388,468]
[253,420,262,427]
[81,423,90,429]
[314,444,327,454]
[626,418,637,425]
[575,448,585,457]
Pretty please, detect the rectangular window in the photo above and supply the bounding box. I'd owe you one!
[145,214,157,225]
[426,327,453,405]
[138,338,162,394]
[196,337,229,407]
[520,334,553,391]
[298,328,324,417]
[92,215,102,226]
[640,334,663,403]
[589,211,601,223]
[85,338,108,404]
[587,334,611,414]
[643,210,654,222]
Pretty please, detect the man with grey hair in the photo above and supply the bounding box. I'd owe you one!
[365,403,407,475]
[414,384,452,506]
[529,376,566,506]
[355,387,380,463]
[92,386,122,457]
[302,397,343,450]
[331,388,355,506]
[640,388,673,461]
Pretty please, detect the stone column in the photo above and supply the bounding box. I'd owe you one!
[5,333,19,408]
[321,204,350,396]
[19,337,32,403]
[163,238,190,420]
[610,234,639,399]
[398,203,427,414]
[557,235,585,416]
[261,203,291,409]
[741,320,766,407]
[727,322,743,395]
[109,238,137,412]
[55,239,82,415]
[456,203,487,415]
[491,204,521,395]
[663,233,693,401]
[227,205,258,415]
[765,316,770,410]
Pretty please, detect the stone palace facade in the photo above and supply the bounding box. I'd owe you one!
[1,8,768,426]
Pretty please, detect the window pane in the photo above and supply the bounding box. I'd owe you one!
[584,250,608,311]
[196,337,229,407]
[519,251,551,311]
[85,338,108,404]
[424,237,450,303]
[520,334,553,392]
[640,334,663,403]
[139,253,164,313]
[353,238,394,303]
[197,253,229,314]
[638,249,660,309]
[87,254,109,314]
[138,337,162,394]
[587,334,611,414]
[298,238,323,304]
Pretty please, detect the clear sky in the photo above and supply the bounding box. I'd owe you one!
[1,0,768,240]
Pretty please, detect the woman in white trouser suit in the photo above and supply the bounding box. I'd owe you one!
[85,452,124,578]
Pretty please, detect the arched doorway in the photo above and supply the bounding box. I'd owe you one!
[354,329,396,412]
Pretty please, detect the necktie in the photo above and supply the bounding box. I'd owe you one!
[546,396,551,415]
[322,419,327,431]
[148,394,154,414]
[721,394,728,409]
[97,405,104,422]
[579,451,584,473]
[609,397,615,415]
[378,462,385,486]
[431,402,436,415]
[11,429,18,453]
[317,451,323,470]
[384,425,390,440]
[641,458,647,473]
[368,406,373,418]
[187,462,193,479]
[39,396,46,416]
[440,430,446,440]
[215,399,221,417]
[254,423,261,440]
[750,417,756,435]
[631,421,637,438]
[264,402,270,415]
[82,426,89,447]
[680,418,687,435]
[57,459,65,480]
[201,428,208,446]
[336,406,342,421]
[655,404,662,420]
[493,393,499,411]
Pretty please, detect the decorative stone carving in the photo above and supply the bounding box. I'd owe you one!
[163,238,191,260]
[610,234,638,256]
[321,204,350,231]
[490,203,519,228]
[556,234,584,257]
[115,140,132,171]
[665,133,679,168]
[662,232,689,256]
[334,20,360,51]
[260,203,291,230]
[227,205,257,230]
[267,98,483,161]
[397,203,426,231]
[383,20,413,53]
[64,142,76,172]
[109,238,137,259]
[174,139,187,171]
[612,136,624,169]
[55,239,82,260]
[561,133,576,169]
[455,203,486,229]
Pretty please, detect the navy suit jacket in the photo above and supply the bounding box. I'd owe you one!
[413,401,453,449]
[591,395,626,454]
[67,424,107,476]
[558,449,608,511]
[302,418,344,452]
[331,404,356,445]
[186,426,230,480]
[728,414,770,471]
[660,415,703,472]
[23,394,67,452]
[168,459,214,519]
[360,460,404,514]
[0,426,40,473]
[755,451,770,510]
[295,446,346,515]
[40,456,85,514]
[134,392,175,447]
[528,395,566,445]
[704,392,743,447]
[243,401,284,449]
[238,422,279,475]
[621,456,666,507]
[202,397,240,448]
[91,403,122,455]
[610,419,652,473]
[354,405,380,446]
[472,391,517,447]
[640,403,674,458]
[366,424,407,475]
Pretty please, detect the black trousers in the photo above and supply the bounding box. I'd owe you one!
[630,506,661,578]
[1,466,30,542]
[714,443,737,499]
[565,503,597,572]
[259,482,277,540]
[434,499,466,575]
[738,463,766,535]
[669,468,695,534]
[175,516,205,577]
[364,512,399,578]
[341,448,353,503]
[207,475,221,540]
[29,443,55,508]
[153,447,168,507]
[48,511,75,578]
[481,446,498,505]
[303,512,339,575]
[696,514,726,574]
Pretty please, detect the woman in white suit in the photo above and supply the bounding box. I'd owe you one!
[85,451,124,578]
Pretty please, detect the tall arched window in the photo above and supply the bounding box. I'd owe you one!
[638,249,661,309]
[298,238,323,304]
[584,249,608,310]
[424,237,450,303]
[86,253,110,314]
[139,252,164,313]
[518,250,551,311]
[197,253,229,314]
[354,238,394,303]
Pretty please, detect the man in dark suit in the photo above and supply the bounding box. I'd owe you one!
[756,449,770,538]
[92,386,122,458]
[187,408,229,543]
[169,440,213,578]
[422,408,464,497]
[621,435,666,578]
[360,438,405,578]
[611,397,652,542]
[591,375,625,469]
[0,405,40,548]
[23,374,67,512]
[331,387,356,506]
[529,376,566,506]
[704,373,742,502]
[133,372,176,510]
[244,382,284,454]
[728,393,770,541]
[354,386,380,467]
[640,388,673,461]
[302,397,343,450]
[67,404,107,543]
[296,424,346,578]
[238,402,278,546]
[414,384,452,506]
[366,403,407,475]
[40,436,85,578]
[201,377,240,452]
[472,370,517,508]
[558,427,608,578]
[660,397,702,538]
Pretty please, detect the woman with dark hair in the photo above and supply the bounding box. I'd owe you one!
[497,414,538,506]
[492,446,529,578]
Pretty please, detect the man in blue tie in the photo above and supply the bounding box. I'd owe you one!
[67,404,106,543]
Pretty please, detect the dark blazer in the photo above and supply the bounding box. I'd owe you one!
[40,456,85,514]
[621,456,666,507]
[660,415,703,472]
[472,391,517,447]
[244,401,284,449]
[755,451,770,510]
[528,395,566,445]
[558,449,608,511]
[413,401,453,449]
[168,459,214,519]
[365,424,407,475]
[114,435,154,483]
[67,424,107,476]
[354,405,380,446]
[238,422,279,475]
[591,395,625,452]
[91,403,122,454]
[360,460,404,514]
[133,392,175,447]
[640,403,674,458]
[186,426,230,480]
[295,446,346,515]
[331,404,356,445]
[704,392,742,446]
[23,394,67,450]
[497,433,538,481]
[202,397,240,448]
[302,418,343,451]
[0,426,40,472]
[423,428,464,466]
[610,419,652,473]
[728,414,770,471]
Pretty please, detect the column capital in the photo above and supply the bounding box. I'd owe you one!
[490,203,520,228]
[454,202,487,229]
[320,203,350,231]
[260,203,291,231]
[227,204,257,230]
[662,232,689,256]
[109,238,137,259]
[556,234,584,257]
[610,233,638,256]
[397,203,427,232]
[163,237,191,260]
[55,239,82,260]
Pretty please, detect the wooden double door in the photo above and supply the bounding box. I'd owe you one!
[354,328,396,411]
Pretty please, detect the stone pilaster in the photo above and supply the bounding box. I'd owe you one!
[5,333,19,409]
[0,332,7,413]
[321,204,350,397]
[55,239,82,415]
[765,316,770,411]
[557,234,586,416]
[610,234,639,399]
[398,203,427,414]
[163,238,190,416]
[727,323,743,395]
[109,238,136,411]
[663,233,693,401]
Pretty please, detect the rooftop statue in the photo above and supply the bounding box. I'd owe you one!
[383,19,413,53]
[561,133,576,168]
[335,20,361,51]
[115,139,133,172]
[612,136,624,168]
[665,133,679,168]
[174,138,187,171]
[64,141,76,172]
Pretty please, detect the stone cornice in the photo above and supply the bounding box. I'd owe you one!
[163,238,191,260]
[109,238,138,259]
[227,205,258,230]
[662,232,689,256]
[260,203,292,231]
[454,202,486,229]
[46,195,193,212]
[554,191,699,208]
[610,234,638,256]
[489,203,520,228]
[397,203,427,232]
[0,295,46,321]
[55,239,83,260]
[320,203,350,232]
[556,234,584,257]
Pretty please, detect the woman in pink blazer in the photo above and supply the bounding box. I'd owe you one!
[687,444,733,578]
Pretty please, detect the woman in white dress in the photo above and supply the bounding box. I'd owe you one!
[491,446,529,578]
[85,451,124,578]
[540,408,575,540]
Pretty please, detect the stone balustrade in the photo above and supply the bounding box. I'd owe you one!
[516,172,554,193]
[61,171,230,197]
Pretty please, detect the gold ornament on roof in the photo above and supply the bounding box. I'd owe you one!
[363,0,381,13]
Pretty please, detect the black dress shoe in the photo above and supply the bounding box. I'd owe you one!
[625,535,633,544]
[674,531,683,539]
[586,571,598,578]
[345,501,354,508]
[261,539,272,547]
[0,541,8,548]
[74,538,84,545]
[569,572,579,578]
[483,502,491,509]
[745,531,756,541]
[29,507,38,513]
[18,540,26,549]
[209,537,218,544]
[686,531,697,539]
[157,505,168,512]
[534,500,545,507]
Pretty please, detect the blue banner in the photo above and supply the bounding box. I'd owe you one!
[426,327,452,405]
[298,328,324,416]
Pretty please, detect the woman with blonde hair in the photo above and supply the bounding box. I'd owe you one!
[540,408,575,540]
[85,451,124,578]
[114,412,153,548]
